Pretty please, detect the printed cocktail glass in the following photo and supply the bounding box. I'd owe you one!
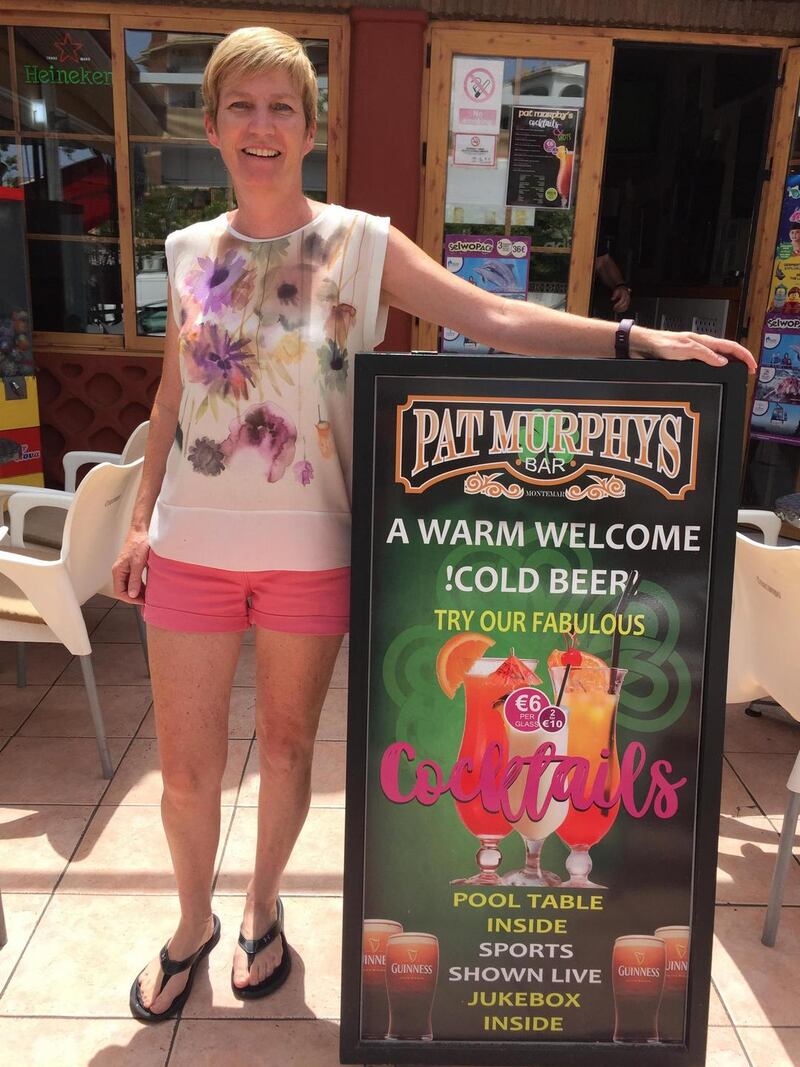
[361,919,403,1039]
[502,704,569,886]
[612,935,666,1043]
[549,665,626,889]
[451,657,537,885]
[385,932,439,1041]
[556,149,574,206]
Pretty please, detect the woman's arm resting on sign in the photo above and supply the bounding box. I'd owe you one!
[111,285,183,604]
[381,226,757,373]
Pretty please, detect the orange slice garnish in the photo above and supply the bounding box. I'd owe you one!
[546,647,608,670]
[436,632,495,699]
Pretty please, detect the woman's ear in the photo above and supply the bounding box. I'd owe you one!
[204,112,220,148]
[303,120,317,157]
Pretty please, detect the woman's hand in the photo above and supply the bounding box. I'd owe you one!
[631,325,757,374]
[112,527,150,605]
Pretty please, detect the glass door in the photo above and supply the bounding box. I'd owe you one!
[416,27,612,351]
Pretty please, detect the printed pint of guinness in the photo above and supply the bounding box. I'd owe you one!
[612,935,666,1042]
[361,920,403,1038]
[385,932,439,1041]
[654,926,691,1042]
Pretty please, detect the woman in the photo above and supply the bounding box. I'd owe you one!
[117,27,754,1023]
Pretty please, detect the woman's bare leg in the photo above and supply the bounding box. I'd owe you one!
[232,629,342,989]
[137,626,243,1014]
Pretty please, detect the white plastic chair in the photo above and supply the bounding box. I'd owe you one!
[726,533,800,946]
[0,457,144,778]
[737,508,781,546]
[0,420,149,545]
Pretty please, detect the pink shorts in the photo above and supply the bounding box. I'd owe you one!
[142,550,350,635]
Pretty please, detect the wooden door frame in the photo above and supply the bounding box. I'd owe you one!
[416,21,800,369]
[415,27,614,351]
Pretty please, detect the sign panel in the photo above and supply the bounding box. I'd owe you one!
[342,356,744,1066]
[443,235,531,354]
[506,107,579,209]
[453,134,498,168]
[452,58,505,136]
[752,172,800,444]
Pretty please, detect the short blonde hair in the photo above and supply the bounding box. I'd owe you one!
[203,27,318,131]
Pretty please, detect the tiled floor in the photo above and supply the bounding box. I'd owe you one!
[0,598,799,1066]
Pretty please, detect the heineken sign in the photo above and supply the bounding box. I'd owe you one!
[24,32,111,87]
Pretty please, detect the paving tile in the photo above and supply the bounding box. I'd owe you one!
[0,737,128,805]
[318,686,347,741]
[170,1019,342,1067]
[84,594,116,610]
[0,1017,172,1066]
[90,602,147,643]
[712,905,800,1026]
[58,805,234,895]
[330,647,349,689]
[239,740,345,808]
[0,893,49,991]
[232,645,256,687]
[705,1027,750,1066]
[19,685,152,738]
[716,814,800,905]
[137,688,254,741]
[59,643,150,686]
[720,760,761,818]
[82,605,111,636]
[708,980,729,1026]
[0,684,48,736]
[738,1027,800,1067]
[216,807,344,896]
[0,894,197,1017]
[0,644,72,686]
[183,894,342,1019]
[726,753,799,823]
[0,805,94,892]
[724,703,800,755]
[101,738,250,806]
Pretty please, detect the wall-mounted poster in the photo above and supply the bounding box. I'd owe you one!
[763,173,800,333]
[752,172,800,443]
[750,331,800,443]
[452,58,505,136]
[506,107,579,209]
[341,354,745,1067]
[442,234,531,354]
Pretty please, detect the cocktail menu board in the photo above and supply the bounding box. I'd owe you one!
[341,355,745,1066]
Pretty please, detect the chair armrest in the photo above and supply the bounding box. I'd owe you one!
[63,450,122,493]
[7,490,73,549]
[0,482,63,521]
[737,508,782,547]
[0,546,89,654]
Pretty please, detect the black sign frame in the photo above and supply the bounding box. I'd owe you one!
[341,354,746,1067]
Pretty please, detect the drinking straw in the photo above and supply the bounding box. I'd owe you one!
[608,569,641,694]
[555,667,571,707]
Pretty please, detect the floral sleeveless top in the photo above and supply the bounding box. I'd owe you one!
[149,205,390,571]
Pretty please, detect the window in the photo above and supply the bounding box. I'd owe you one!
[1,25,121,334]
[0,14,346,350]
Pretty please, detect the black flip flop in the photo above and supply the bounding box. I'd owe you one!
[130,914,221,1023]
[231,896,292,999]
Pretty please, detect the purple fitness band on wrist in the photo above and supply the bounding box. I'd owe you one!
[615,318,635,359]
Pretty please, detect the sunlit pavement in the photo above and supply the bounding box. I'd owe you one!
[0,597,798,1066]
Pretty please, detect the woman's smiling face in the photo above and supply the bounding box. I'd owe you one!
[205,67,316,194]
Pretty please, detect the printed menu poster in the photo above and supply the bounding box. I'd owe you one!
[506,106,580,209]
[342,357,742,1066]
[442,234,531,354]
[752,172,800,443]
